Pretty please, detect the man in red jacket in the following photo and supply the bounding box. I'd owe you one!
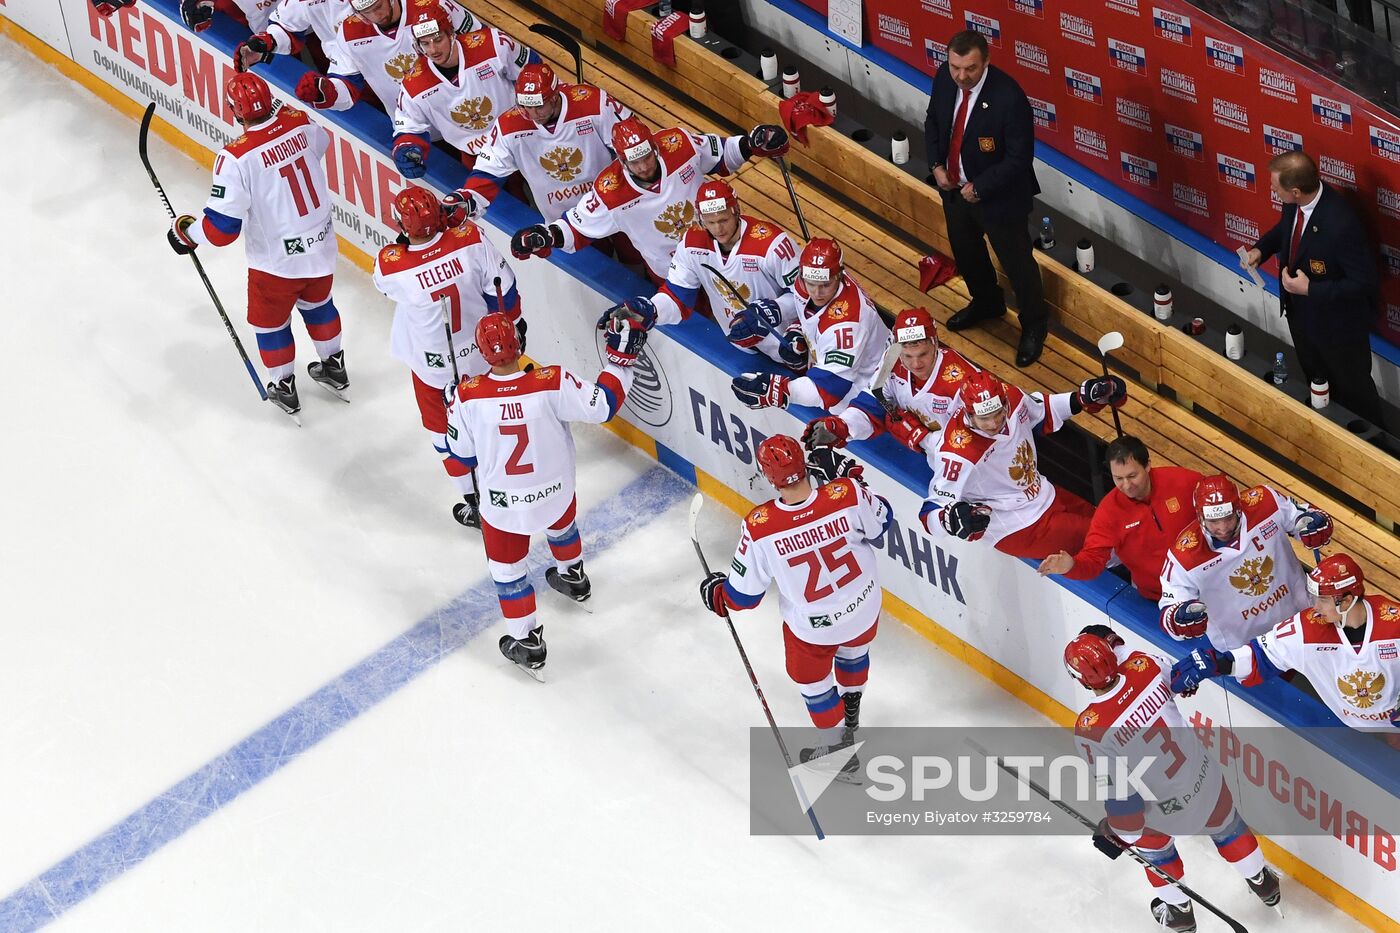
[1037,437,1201,599]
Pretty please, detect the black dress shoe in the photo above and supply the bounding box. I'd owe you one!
[947,303,1007,332]
[1015,327,1047,367]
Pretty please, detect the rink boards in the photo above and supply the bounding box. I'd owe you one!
[2,0,1397,927]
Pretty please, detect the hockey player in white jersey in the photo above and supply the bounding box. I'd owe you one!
[600,179,807,369]
[918,370,1122,571]
[234,0,355,75]
[699,437,892,771]
[508,116,792,282]
[296,0,474,114]
[730,238,893,419]
[1173,553,1400,737]
[374,185,521,528]
[1066,627,1280,932]
[442,63,632,224]
[177,0,277,33]
[391,1,537,177]
[443,312,646,680]
[1157,474,1332,651]
[168,73,347,417]
[803,307,976,458]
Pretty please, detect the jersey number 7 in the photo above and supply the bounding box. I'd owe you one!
[787,540,862,602]
[431,284,463,332]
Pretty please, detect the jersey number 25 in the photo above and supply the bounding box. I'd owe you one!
[787,540,861,602]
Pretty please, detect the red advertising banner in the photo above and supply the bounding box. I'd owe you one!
[852,0,1400,346]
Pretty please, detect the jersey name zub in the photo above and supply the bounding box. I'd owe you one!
[373,224,517,387]
[1076,650,1223,837]
[785,274,893,411]
[723,479,891,645]
[1159,485,1310,651]
[444,365,632,533]
[467,85,630,222]
[558,128,746,279]
[393,28,530,157]
[336,1,472,112]
[203,107,337,279]
[655,217,801,346]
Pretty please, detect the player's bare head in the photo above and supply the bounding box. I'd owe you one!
[393,185,446,241]
[409,1,456,65]
[1307,554,1365,623]
[696,180,741,244]
[516,64,562,125]
[757,435,808,492]
[800,238,842,305]
[225,72,273,126]
[959,370,1008,435]
[947,30,989,90]
[1064,627,1122,691]
[1105,436,1151,500]
[893,307,939,378]
[612,118,659,185]
[476,312,522,369]
[352,0,399,29]
[1193,474,1242,542]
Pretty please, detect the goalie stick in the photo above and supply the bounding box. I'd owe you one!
[138,102,270,406]
[966,738,1249,933]
[689,493,825,841]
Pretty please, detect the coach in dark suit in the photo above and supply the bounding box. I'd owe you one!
[924,30,1047,367]
[1245,151,1384,428]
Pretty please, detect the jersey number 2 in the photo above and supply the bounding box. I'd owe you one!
[499,424,534,476]
[788,540,861,602]
[278,156,321,217]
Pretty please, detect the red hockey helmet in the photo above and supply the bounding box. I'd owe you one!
[515,62,560,108]
[1308,553,1365,601]
[393,185,446,239]
[476,312,521,366]
[696,179,740,216]
[757,435,807,489]
[959,370,1007,419]
[225,72,273,123]
[612,117,655,163]
[893,307,937,345]
[408,0,453,49]
[1193,474,1242,524]
[799,238,842,284]
[1063,633,1120,690]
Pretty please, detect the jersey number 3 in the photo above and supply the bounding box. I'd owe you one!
[787,540,861,602]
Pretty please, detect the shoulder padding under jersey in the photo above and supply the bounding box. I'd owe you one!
[591,161,639,210]
[653,128,699,174]
[938,415,995,465]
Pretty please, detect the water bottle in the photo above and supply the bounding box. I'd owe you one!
[658,0,671,16]
[1039,216,1055,250]
[1272,352,1288,386]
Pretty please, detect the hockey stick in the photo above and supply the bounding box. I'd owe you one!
[440,294,462,387]
[689,494,826,841]
[775,157,810,241]
[966,739,1249,933]
[700,262,747,310]
[528,22,583,85]
[871,341,903,413]
[1096,331,1125,438]
[139,102,268,402]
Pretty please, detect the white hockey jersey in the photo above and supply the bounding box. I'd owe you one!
[266,0,353,63]
[229,0,279,33]
[836,347,975,456]
[392,27,532,158]
[921,386,1073,545]
[722,479,891,646]
[1076,649,1225,839]
[1158,485,1311,651]
[654,216,801,361]
[372,223,517,387]
[193,106,337,278]
[1230,596,1400,732]
[333,0,473,112]
[785,273,893,411]
[444,364,632,534]
[464,84,631,222]
[554,127,748,279]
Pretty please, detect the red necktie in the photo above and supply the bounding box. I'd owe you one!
[1288,207,1305,271]
[948,90,972,186]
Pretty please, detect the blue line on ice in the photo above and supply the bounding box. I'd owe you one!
[0,465,692,931]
